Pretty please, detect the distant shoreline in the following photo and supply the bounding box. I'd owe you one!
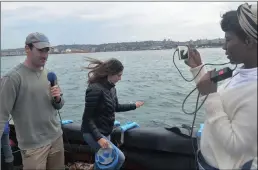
[1,38,225,57]
[1,46,223,57]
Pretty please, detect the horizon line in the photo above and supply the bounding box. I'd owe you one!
[1,37,225,51]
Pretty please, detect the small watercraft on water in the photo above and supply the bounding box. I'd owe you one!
[2,120,199,170]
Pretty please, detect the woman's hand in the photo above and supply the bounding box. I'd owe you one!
[135,101,144,108]
[97,138,110,148]
[184,47,203,68]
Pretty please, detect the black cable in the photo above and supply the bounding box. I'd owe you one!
[172,48,238,118]
[181,87,209,116]
[172,48,238,170]
[172,50,230,82]
[191,91,200,170]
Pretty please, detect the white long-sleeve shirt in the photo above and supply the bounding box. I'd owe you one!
[190,65,257,169]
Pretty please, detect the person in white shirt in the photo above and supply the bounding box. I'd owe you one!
[185,3,257,170]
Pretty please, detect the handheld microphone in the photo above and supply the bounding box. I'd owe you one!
[210,67,233,83]
[47,72,58,101]
[47,72,57,87]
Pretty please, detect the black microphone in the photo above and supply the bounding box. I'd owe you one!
[47,72,58,101]
[210,67,233,83]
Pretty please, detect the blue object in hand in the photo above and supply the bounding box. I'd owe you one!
[95,143,119,170]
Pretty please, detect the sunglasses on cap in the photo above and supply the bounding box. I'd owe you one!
[27,43,50,52]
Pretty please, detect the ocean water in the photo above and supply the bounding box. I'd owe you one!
[1,48,232,128]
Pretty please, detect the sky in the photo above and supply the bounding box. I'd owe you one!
[1,1,254,49]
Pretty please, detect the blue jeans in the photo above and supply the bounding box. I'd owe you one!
[1,133,14,163]
[83,133,125,170]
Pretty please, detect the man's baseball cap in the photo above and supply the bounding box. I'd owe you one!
[25,32,52,49]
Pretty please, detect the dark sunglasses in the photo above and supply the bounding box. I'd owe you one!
[27,44,50,52]
[37,47,50,53]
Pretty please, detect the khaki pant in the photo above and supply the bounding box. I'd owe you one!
[21,136,65,170]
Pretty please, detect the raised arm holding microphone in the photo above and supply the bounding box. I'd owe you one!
[0,32,65,170]
[184,3,257,170]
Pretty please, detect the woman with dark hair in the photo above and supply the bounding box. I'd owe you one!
[185,3,257,170]
[81,57,144,170]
